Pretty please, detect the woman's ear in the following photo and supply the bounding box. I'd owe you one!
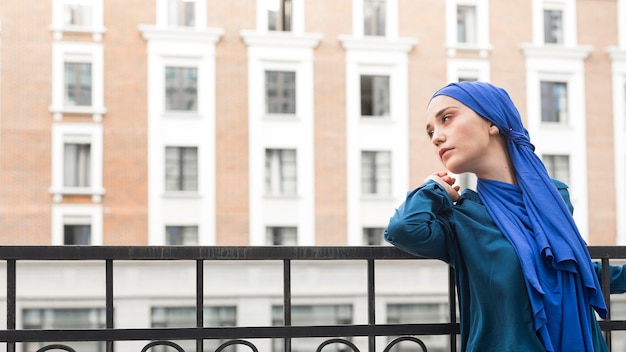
[489,124,500,136]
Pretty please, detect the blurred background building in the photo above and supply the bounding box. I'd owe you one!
[1,0,626,351]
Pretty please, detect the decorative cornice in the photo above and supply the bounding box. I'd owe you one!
[139,25,224,44]
[520,43,594,60]
[240,30,323,49]
[338,35,416,53]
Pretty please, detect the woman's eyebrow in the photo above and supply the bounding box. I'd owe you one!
[426,107,452,131]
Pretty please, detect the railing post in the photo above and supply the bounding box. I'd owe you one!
[7,259,15,352]
[196,259,204,352]
[284,259,291,352]
[367,259,375,352]
[106,259,114,352]
[448,266,457,351]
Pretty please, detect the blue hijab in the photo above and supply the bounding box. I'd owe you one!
[432,81,607,351]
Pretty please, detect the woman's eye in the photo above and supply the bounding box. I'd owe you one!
[442,115,451,122]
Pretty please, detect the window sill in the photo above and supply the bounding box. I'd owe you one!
[445,43,493,58]
[49,25,106,42]
[263,194,300,200]
[360,194,395,201]
[49,187,105,203]
[49,105,107,122]
[163,192,202,199]
[162,111,202,119]
[263,114,299,121]
[521,43,593,60]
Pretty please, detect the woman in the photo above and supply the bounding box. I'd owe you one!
[384,81,612,351]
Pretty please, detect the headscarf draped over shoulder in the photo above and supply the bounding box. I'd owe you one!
[431,81,606,352]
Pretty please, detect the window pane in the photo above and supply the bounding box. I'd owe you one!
[387,303,449,352]
[166,225,199,245]
[267,0,292,31]
[63,1,93,26]
[265,71,296,114]
[65,62,92,106]
[266,226,298,245]
[362,227,385,245]
[64,224,91,245]
[165,66,197,111]
[364,0,386,36]
[23,308,105,352]
[544,9,563,44]
[168,0,195,27]
[540,81,568,123]
[265,149,297,195]
[457,5,477,44]
[272,305,353,352]
[360,75,390,117]
[543,154,570,186]
[64,143,91,187]
[165,146,198,191]
[151,306,236,352]
[361,151,391,195]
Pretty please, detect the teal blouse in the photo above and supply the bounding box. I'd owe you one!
[385,180,623,351]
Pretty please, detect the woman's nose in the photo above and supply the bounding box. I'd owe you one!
[431,130,444,146]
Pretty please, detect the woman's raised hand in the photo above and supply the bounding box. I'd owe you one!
[425,171,461,202]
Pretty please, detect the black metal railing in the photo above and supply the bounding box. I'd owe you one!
[1,245,626,352]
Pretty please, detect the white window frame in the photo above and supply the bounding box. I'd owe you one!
[52,204,103,245]
[51,42,105,121]
[156,0,206,29]
[351,0,398,38]
[50,123,104,203]
[532,0,577,46]
[608,53,626,244]
[162,61,201,116]
[445,0,491,57]
[446,58,490,83]
[257,0,304,33]
[526,69,589,238]
[50,0,105,41]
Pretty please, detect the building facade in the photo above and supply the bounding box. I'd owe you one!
[1,0,626,351]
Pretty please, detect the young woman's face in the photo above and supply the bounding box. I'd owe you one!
[425,95,495,175]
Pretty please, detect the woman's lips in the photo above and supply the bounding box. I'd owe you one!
[439,148,451,160]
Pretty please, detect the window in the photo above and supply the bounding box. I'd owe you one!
[64,142,91,187]
[165,146,198,192]
[168,0,195,27]
[387,303,449,352]
[541,81,568,123]
[64,224,91,245]
[63,0,93,27]
[267,0,293,31]
[265,71,296,114]
[272,304,352,352]
[152,306,236,352]
[360,75,390,117]
[265,149,297,196]
[266,226,297,245]
[65,62,92,106]
[364,0,386,36]
[457,4,477,44]
[363,227,385,245]
[542,154,570,186]
[165,66,197,112]
[166,225,198,245]
[23,308,105,352]
[543,9,563,44]
[361,151,391,195]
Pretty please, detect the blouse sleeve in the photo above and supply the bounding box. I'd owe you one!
[593,262,626,294]
[384,180,455,263]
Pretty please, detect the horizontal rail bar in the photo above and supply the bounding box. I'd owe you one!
[0,246,420,260]
[0,246,621,261]
[0,323,461,342]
